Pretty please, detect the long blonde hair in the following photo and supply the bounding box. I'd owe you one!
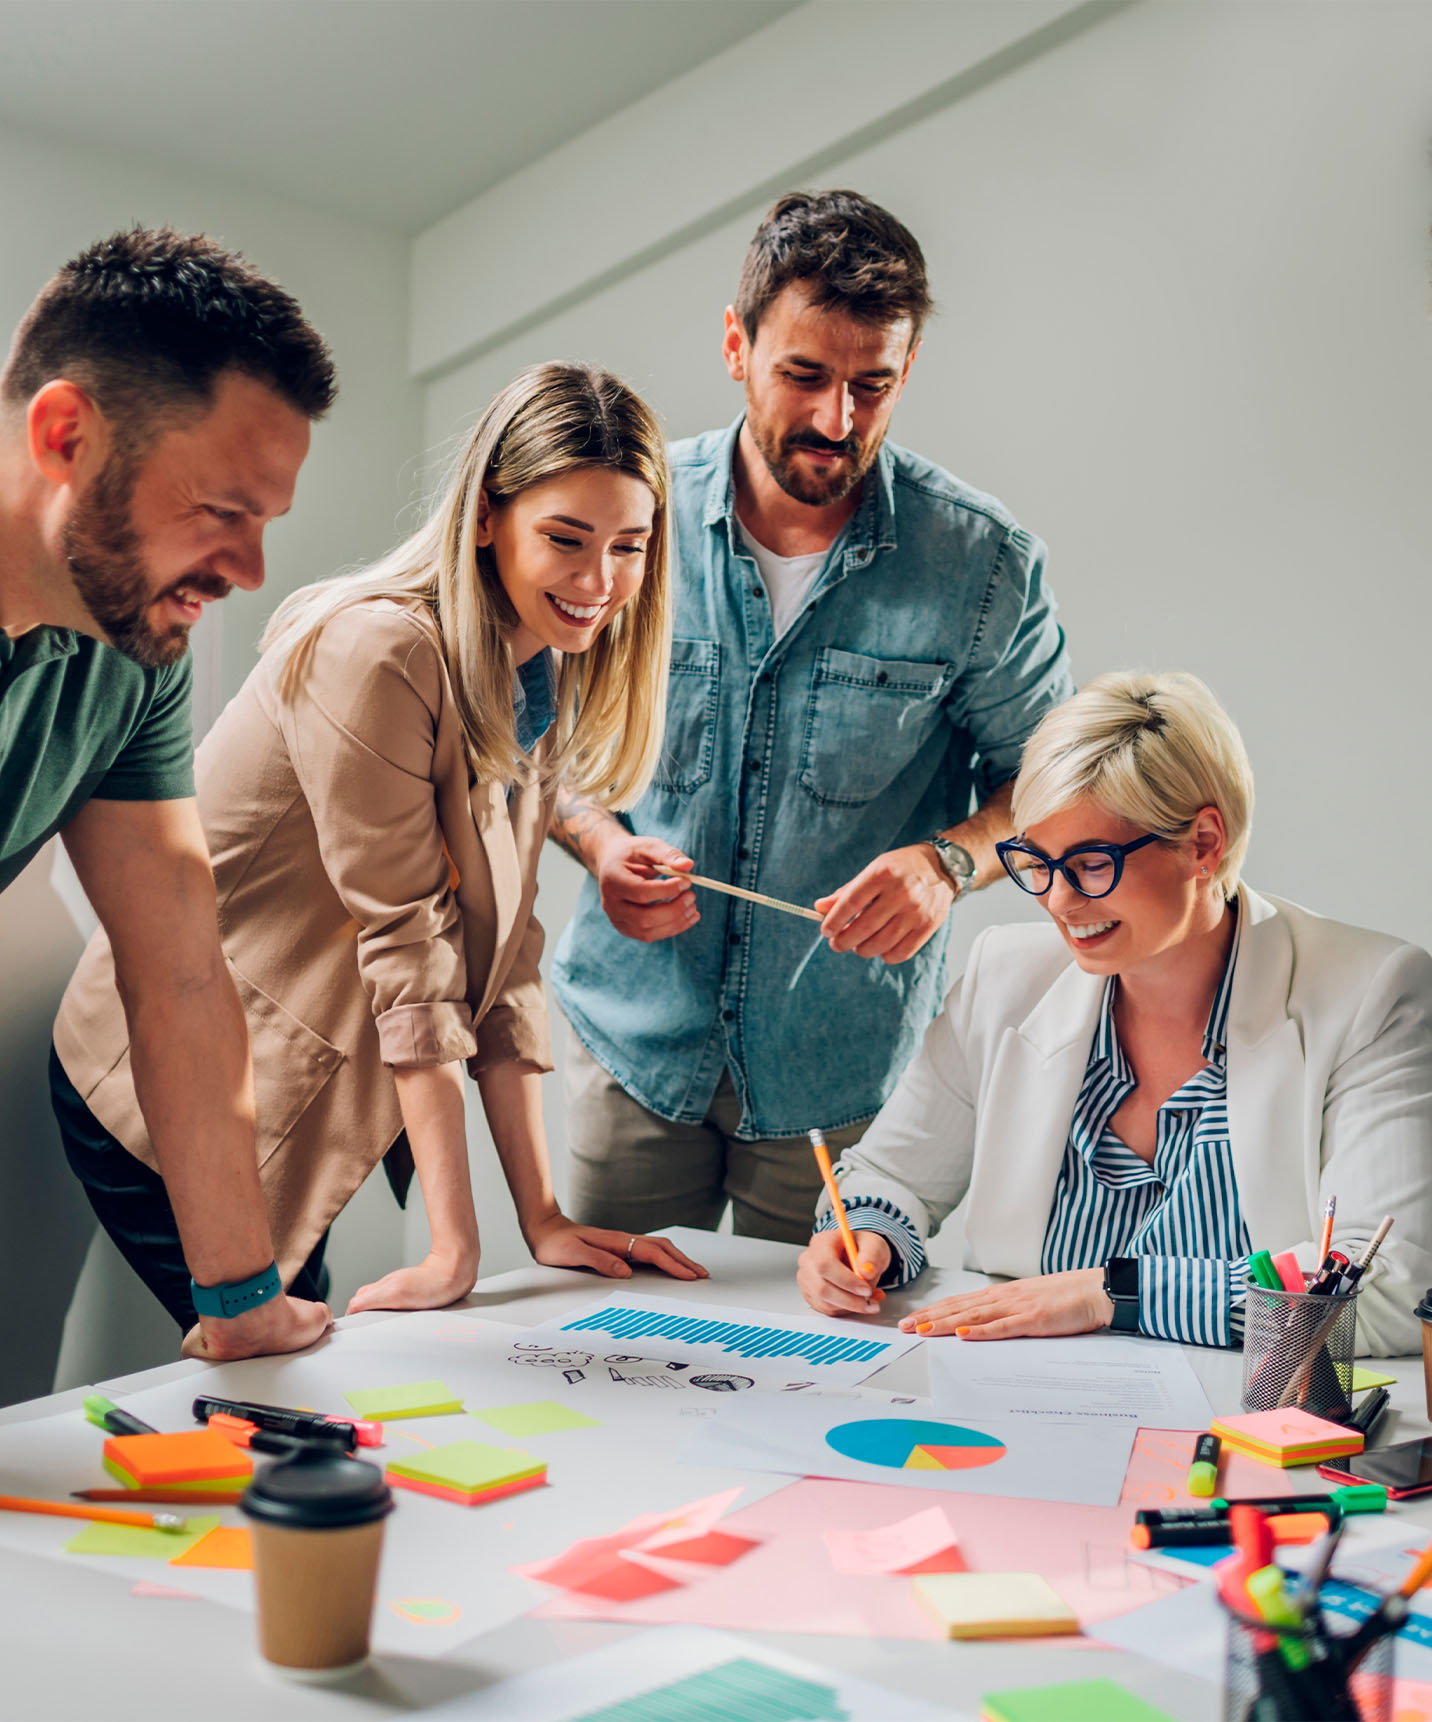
[261,362,672,806]
[1012,670,1254,900]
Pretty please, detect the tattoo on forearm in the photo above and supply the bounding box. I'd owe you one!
[550,788,618,872]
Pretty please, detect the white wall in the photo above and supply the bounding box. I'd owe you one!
[0,119,424,1401]
[413,1,1432,1274]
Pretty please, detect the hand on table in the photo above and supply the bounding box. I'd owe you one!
[898,1267,1113,1340]
[814,844,955,964]
[182,1292,333,1360]
[346,1248,479,1315]
[526,1213,709,1280]
[593,832,700,943]
[797,1229,891,1317]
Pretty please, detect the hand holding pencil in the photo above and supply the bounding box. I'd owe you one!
[794,1131,891,1317]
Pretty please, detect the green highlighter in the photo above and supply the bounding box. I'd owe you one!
[981,1678,1176,1722]
[1246,1250,1284,1292]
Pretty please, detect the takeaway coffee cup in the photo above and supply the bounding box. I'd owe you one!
[240,1437,393,1678]
[1416,1290,1432,1421]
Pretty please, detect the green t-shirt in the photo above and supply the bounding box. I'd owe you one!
[0,627,195,893]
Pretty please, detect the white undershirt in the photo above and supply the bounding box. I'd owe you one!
[736,517,832,641]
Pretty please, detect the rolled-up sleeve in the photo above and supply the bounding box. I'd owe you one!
[472,908,553,1074]
[277,605,479,1068]
[947,525,1074,799]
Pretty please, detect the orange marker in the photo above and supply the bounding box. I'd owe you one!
[1399,1534,1432,1599]
[808,1128,881,1301]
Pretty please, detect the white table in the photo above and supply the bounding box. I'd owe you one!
[1,1228,1426,1721]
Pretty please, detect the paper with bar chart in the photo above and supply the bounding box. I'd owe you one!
[682,1386,1136,1506]
[415,1626,966,1721]
[536,1293,917,1390]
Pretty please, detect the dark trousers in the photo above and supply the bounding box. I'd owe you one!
[49,1042,333,1333]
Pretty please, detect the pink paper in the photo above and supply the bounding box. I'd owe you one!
[824,1507,964,1576]
[130,1581,201,1600]
[533,1473,1187,1640]
[1118,1428,1325,1507]
[513,1488,754,1592]
[648,1529,758,1566]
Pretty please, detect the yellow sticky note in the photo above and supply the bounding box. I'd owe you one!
[914,1572,1079,1639]
[65,1514,222,1561]
[344,1380,463,1420]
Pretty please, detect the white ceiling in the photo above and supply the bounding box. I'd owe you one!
[0,0,802,234]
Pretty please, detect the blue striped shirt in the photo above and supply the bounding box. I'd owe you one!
[820,910,1250,1347]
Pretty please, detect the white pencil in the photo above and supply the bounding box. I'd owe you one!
[654,864,824,923]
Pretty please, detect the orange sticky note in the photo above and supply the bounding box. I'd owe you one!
[169,1526,253,1570]
[103,1430,253,1490]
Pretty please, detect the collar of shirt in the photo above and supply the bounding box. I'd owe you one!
[1078,899,1243,1162]
[512,647,556,755]
[700,416,899,567]
[0,626,78,682]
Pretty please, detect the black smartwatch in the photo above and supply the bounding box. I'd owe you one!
[1102,1256,1141,1332]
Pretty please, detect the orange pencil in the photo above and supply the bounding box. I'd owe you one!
[808,1128,880,1300]
[1317,1195,1337,1267]
[0,1493,186,1531]
[1399,1535,1432,1599]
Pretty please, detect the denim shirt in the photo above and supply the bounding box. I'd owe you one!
[552,419,1073,1137]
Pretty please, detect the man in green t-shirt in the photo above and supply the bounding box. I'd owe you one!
[1,227,336,1361]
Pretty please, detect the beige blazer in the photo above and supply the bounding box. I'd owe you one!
[55,597,555,1284]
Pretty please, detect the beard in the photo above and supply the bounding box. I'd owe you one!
[62,456,225,669]
[744,396,882,508]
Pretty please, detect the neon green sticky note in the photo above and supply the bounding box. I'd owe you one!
[344,1380,463,1420]
[387,1440,545,1493]
[468,1400,600,1437]
[1351,1368,1396,1393]
[65,1514,221,1560]
[982,1679,1176,1722]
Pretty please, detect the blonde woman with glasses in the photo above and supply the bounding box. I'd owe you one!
[797,671,1432,1354]
[53,362,705,1349]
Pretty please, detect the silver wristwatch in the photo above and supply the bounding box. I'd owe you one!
[923,835,976,898]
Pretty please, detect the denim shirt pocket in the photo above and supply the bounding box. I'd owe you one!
[798,647,954,807]
[651,637,721,793]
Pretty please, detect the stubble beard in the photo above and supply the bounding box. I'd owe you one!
[63,455,198,669]
[744,395,881,509]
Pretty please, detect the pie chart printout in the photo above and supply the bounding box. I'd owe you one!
[825,1419,1007,1472]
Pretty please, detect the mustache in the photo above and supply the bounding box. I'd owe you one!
[784,432,858,458]
[155,572,232,604]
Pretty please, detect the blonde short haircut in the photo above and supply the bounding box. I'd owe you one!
[1011,671,1254,900]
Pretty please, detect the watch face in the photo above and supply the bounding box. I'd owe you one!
[944,842,976,881]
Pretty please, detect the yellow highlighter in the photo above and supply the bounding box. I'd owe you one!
[1188,1432,1222,1497]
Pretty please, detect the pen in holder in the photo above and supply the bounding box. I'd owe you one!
[1241,1279,1359,1422]
[1221,1594,1393,1722]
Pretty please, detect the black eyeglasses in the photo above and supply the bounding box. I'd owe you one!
[995,832,1162,899]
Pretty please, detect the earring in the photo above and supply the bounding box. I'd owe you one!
[1200,866,1208,875]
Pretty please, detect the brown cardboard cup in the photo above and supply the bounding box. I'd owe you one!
[1421,1308,1432,1423]
[249,1516,386,1676]
[240,1439,393,1678]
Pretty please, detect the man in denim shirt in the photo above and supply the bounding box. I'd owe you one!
[551,191,1073,1246]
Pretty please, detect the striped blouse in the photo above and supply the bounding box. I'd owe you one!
[820,910,1252,1347]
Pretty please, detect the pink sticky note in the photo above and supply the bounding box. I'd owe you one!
[649,1530,759,1566]
[562,1554,686,1601]
[824,1507,964,1576]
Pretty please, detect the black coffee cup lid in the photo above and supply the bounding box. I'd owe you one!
[240,1439,392,1529]
[1415,1290,1432,1323]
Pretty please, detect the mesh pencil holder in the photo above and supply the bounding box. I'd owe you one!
[1240,1281,1359,1421]
[1222,1598,1393,1722]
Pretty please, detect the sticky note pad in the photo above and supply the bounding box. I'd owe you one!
[168,1525,252,1570]
[914,1572,1078,1640]
[386,1439,546,1507]
[982,1679,1176,1722]
[1210,1409,1363,1468]
[468,1401,600,1438]
[344,1381,464,1421]
[102,1431,253,1490]
[1352,1368,1396,1393]
[65,1514,221,1561]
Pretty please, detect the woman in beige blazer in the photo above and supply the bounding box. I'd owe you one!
[52,362,704,1335]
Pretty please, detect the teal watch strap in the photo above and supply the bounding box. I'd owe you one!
[190,1260,281,1320]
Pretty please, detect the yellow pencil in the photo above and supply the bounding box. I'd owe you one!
[0,1493,187,1531]
[809,1129,880,1299]
[654,864,823,923]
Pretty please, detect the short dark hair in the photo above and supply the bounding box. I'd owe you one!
[2,225,337,439]
[734,190,932,345]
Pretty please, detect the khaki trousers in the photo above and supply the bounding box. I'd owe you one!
[562,1035,873,1247]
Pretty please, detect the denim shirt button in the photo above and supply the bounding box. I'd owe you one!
[729,933,741,946]
[876,671,888,685]
[736,846,749,859]
[722,1009,735,1022]
[751,586,763,598]
[748,758,761,772]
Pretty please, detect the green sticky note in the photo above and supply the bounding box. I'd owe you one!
[468,1400,600,1437]
[65,1514,222,1561]
[344,1380,463,1420]
[387,1439,544,1493]
[1352,1367,1397,1392]
[982,1680,1176,1722]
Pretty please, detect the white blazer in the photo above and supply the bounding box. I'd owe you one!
[830,885,1432,1355]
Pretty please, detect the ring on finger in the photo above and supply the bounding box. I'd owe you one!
[625,1235,638,1261]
